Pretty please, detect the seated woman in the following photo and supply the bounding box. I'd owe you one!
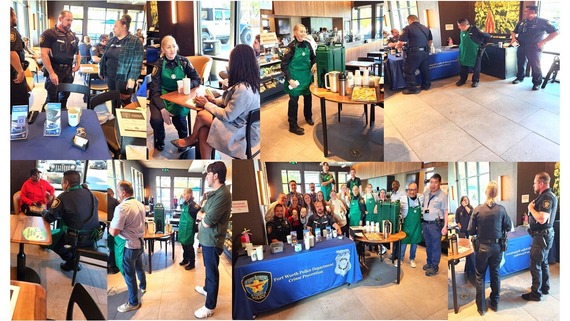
[149,36,201,151]
[171,44,260,159]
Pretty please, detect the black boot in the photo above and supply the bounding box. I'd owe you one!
[155,139,165,151]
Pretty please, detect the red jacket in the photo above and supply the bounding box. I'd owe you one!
[20,178,55,207]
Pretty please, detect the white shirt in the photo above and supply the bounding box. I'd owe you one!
[110,197,146,249]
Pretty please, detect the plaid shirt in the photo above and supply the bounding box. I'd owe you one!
[99,33,144,82]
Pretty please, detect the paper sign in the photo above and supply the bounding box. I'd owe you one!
[521,194,530,203]
[232,200,249,213]
[22,227,47,242]
[445,24,454,31]
[260,32,278,45]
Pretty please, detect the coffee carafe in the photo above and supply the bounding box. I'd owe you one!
[382,220,392,239]
[324,71,341,93]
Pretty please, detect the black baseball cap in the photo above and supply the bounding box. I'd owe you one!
[30,168,42,176]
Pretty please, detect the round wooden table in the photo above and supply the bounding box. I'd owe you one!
[144,231,175,274]
[351,229,406,284]
[448,237,474,314]
[309,84,384,157]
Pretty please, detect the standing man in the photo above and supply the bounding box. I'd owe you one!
[421,174,448,276]
[40,10,80,110]
[90,34,109,64]
[400,182,423,268]
[397,15,432,94]
[346,167,362,198]
[389,180,406,202]
[319,162,335,201]
[522,172,558,301]
[468,181,512,315]
[109,181,146,313]
[264,192,288,222]
[19,168,55,215]
[511,5,559,90]
[286,180,305,207]
[456,18,491,88]
[10,7,29,109]
[308,183,318,203]
[387,28,400,48]
[179,188,201,271]
[195,162,232,319]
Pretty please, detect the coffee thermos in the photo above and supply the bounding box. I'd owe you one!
[339,72,347,96]
[450,233,458,256]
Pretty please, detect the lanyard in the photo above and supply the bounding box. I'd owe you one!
[427,192,437,208]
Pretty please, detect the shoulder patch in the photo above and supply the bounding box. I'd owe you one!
[151,66,158,76]
[267,225,272,234]
[282,47,290,55]
[51,198,61,209]
[10,32,16,42]
[542,200,551,210]
[40,36,44,44]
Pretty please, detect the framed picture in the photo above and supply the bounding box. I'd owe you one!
[474,1,520,35]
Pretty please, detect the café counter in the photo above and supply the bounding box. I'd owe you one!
[233,237,362,320]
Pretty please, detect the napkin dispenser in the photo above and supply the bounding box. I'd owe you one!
[270,242,284,254]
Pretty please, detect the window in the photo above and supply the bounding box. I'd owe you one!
[455,162,490,206]
[538,1,561,79]
[85,160,109,192]
[280,170,301,194]
[174,177,203,205]
[156,176,172,210]
[38,160,85,195]
[199,1,232,56]
[353,5,372,40]
[376,3,384,39]
[128,9,146,35]
[131,168,144,202]
[385,1,418,35]
[303,171,321,194]
[336,170,349,192]
[63,5,84,40]
[86,7,123,42]
[237,0,258,46]
[108,161,124,194]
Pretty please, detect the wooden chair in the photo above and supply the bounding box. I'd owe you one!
[13,191,21,214]
[187,56,213,85]
[92,191,108,222]
[66,283,105,320]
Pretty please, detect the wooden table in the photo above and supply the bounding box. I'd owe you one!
[310,84,384,157]
[78,64,101,90]
[10,214,52,282]
[10,280,47,320]
[448,238,474,314]
[351,229,406,284]
[160,86,208,111]
[144,231,175,274]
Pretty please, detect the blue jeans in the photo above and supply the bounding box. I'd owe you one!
[400,243,417,261]
[202,245,223,309]
[123,247,147,306]
[422,222,442,267]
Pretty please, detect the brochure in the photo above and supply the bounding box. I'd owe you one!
[44,103,61,136]
[10,105,28,140]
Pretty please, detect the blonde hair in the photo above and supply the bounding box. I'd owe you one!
[485,181,499,206]
[293,24,306,33]
[83,35,91,44]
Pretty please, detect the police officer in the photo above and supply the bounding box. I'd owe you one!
[522,172,558,302]
[90,34,109,64]
[179,188,201,270]
[397,15,432,94]
[421,174,448,276]
[510,5,559,90]
[41,170,100,271]
[10,7,29,109]
[307,200,341,237]
[468,181,512,315]
[40,10,80,109]
[266,204,291,243]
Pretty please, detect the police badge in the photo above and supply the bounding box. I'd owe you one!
[241,272,272,303]
[543,200,551,209]
[335,249,351,276]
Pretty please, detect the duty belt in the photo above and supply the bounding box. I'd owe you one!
[407,47,427,52]
[479,238,500,244]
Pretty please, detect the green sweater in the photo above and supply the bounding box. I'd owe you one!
[198,184,232,248]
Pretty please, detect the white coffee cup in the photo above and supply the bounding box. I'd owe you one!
[183,78,191,95]
[177,80,184,93]
[255,246,264,260]
[68,107,82,127]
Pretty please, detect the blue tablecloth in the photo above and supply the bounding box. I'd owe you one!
[11,110,110,160]
[385,49,460,90]
[233,237,363,320]
[485,226,532,282]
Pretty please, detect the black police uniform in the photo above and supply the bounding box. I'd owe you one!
[40,26,79,109]
[90,43,105,63]
[513,17,558,86]
[526,188,558,299]
[399,21,433,91]
[266,217,291,243]
[307,213,335,236]
[468,202,512,314]
[10,26,29,108]
[42,185,100,265]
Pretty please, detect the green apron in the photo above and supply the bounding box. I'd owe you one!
[365,194,379,223]
[284,42,312,96]
[178,202,196,246]
[161,58,190,116]
[348,179,360,198]
[348,197,362,226]
[320,172,333,201]
[458,28,479,67]
[402,197,423,244]
[114,236,127,274]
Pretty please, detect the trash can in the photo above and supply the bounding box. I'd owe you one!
[203,40,221,56]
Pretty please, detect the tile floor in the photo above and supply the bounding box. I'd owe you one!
[384,74,560,161]
[107,241,232,320]
[256,246,447,320]
[10,242,107,320]
[260,95,384,161]
[448,256,560,321]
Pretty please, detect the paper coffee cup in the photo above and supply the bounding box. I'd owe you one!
[183,78,191,95]
[286,235,292,244]
[68,107,82,127]
[256,246,264,260]
[251,252,257,261]
[304,238,310,250]
[177,80,184,93]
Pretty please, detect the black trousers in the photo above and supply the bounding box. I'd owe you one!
[459,54,483,83]
[149,105,189,144]
[287,94,312,127]
[182,244,196,263]
[403,51,430,90]
[475,243,501,312]
[10,71,29,110]
[530,229,554,296]
[516,44,543,85]
[106,77,134,107]
[44,65,74,109]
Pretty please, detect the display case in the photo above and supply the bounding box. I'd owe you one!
[260,60,286,103]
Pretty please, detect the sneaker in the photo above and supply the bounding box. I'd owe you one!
[532,84,540,90]
[380,245,387,255]
[195,286,207,297]
[117,302,141,313]
[194,306,214,319]
[179,259,189,266]
[522,292,541,301]
[141,287,147,294]
[410,260,416,268]
[512,78,523,84]
[422,263,431,271]
[471,82,479,88]
[402,88,420,95]
[425,267,438,276]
